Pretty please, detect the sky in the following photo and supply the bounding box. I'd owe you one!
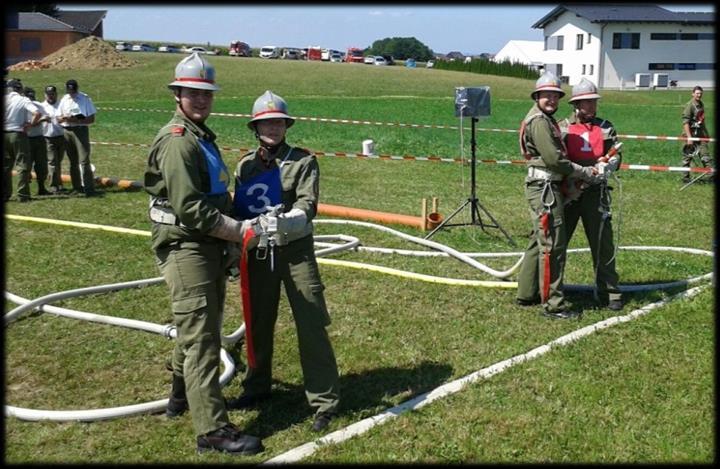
[58,3,714,56]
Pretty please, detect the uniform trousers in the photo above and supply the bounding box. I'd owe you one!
[243,234,339,415]
[516,179,570,313]
[3,131,32,200]
[63,126,95,192]
[28,135,48,190]
[564,184,621,303]
[156,240,231,437]
[45,135,66,190]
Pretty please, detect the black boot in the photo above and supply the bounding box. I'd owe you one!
[166,374,189,418]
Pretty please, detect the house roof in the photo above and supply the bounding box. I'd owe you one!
[532,4,714,29]
[17,10,106,34]
[494,40,544,65]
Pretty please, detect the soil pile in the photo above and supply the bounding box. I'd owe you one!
[8,36,138,71]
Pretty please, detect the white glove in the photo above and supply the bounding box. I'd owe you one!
[275,208,307,234]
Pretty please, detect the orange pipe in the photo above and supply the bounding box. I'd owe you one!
[23,171,430,230]
[318,203,425,230]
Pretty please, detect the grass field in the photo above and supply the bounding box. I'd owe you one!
[3,54,715,463]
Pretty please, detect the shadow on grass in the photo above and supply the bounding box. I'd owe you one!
[239,360,453,438]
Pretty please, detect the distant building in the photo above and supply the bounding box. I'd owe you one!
[532,4,714,89]
[445,51,465,61]
[4,8,107,66]
[493,40,545,71]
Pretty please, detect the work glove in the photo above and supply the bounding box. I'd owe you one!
[241,217,262,251]
[572,163,603,185]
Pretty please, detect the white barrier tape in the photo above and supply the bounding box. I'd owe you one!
[97,107,715,143]
[263,283,709,464]
[89,140,713,174]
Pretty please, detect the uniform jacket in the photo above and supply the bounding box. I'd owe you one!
[4,91,39,132]
[682,99,708,137]
[58,91,96,128]
[520,103,574,176]
[235,141,318,243]
[144,112,233,250]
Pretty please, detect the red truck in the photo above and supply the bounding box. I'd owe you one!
[229,41,250,57]
[345,47,365,63]
[306,46,322,60]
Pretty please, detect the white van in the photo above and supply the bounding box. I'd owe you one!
[260,46,281,59]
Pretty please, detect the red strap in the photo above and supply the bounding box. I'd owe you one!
[240,228,256,369]
[540,212,551,303]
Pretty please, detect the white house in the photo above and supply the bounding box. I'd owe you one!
[531,4,714,89]
[493,40,545,70]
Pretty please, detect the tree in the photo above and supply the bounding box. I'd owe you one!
[367,37,434,61]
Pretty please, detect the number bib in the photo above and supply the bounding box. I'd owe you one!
[233,167,282,220]
[565,123,605,163]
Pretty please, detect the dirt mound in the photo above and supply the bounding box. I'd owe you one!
[8,36,138,71]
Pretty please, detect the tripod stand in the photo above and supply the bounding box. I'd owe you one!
[424,117,516,246]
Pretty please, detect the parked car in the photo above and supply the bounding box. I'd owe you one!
[115,41,131,51]
[259,46,281,59]
[229,41,251,57]
[381,55,395,65]
[405,58,417,68]
[131,43,156,52]
[158,44,181,53]
[183,46,216,55]
[373,56,387,66]
[363,56,375,65]
[283,48,301,60]
[426,60,435,68]
[330,51,343,63]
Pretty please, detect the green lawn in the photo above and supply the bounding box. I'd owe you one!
[4,53,714,464]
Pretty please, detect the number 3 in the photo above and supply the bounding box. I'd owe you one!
[246,183,271,214]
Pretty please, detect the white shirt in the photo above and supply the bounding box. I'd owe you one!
[4,91,40,132]
[40,100,65,138]
[58,91,97,128]
[26,99,47,138]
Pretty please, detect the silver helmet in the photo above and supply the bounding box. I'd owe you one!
[531,71,565,99]
[247,90,295,130]
[568,78,601,103]
[168,52,219,91]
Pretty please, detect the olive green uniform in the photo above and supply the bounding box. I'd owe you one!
[144,112,234,437]
[681,98,712,173]
[558,114,622,305]
[516,104,577,313]
[234,142,339,416]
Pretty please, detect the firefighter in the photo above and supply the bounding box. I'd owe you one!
[681,85,712,183]
[227,90,340,432]
[558,78,623,311]
[4,78,42,202]
[515,72,602,319]
[144,52,263,455]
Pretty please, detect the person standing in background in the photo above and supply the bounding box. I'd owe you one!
[41,85,67,193]
[23,87,50,196]
[4,79,42,202]
[58,79,100,197]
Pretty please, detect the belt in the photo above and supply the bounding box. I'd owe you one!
[528,166,563,182]
[4,130,22,133]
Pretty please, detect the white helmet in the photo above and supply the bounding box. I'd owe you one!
[168,52,219,91]
[531,71,565,99]
[568,78,601,103]
[247,90,295,130]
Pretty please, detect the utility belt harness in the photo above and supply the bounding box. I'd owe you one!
[527,166,563,182]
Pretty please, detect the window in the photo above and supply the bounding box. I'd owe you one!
[698,33,715,40]
[576,34,584,50]
[651,33,677,40]
[589,64,594,75]
[649,63,675,70]
[545,35,564,51]
[20,37,41,52]
[695,63,715,70]
[582,64,586,74]
[556,64,563,77]
[587,33,591,44]
[612,33,640,49]
[680,33,698,40]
